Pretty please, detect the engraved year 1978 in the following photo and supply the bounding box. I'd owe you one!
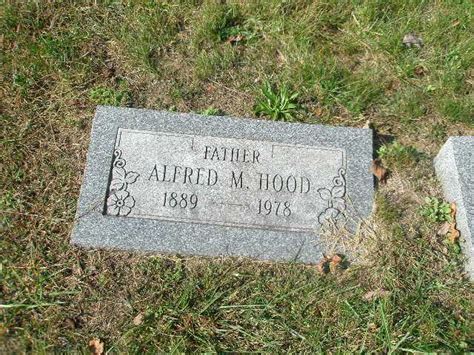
[257,199,291,217]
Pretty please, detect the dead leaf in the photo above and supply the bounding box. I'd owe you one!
[316,257,330,274]
[448,228,460,244]
[437,222,450,236]
[72,263,83,276]
[331,254,342,265]
[329,254,344,272]
[318,254,346,274]
[450,202,457,219]
[104,60,116,79]
[387,79,401,91]
[227,34,244,45]
[276,49,287,65]
[313,106,324,117]
[363,119,373,129]
[414,65,427,77]
[363,289,390,301]
[447,202,460,243]
[89,338,104,355]
[368,322,378,332]
[402,33,424,48]
[63,317,76,329]
[133,313,144,326]
[371,159,388,184]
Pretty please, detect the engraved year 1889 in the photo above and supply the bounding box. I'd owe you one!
[163,192,198,209]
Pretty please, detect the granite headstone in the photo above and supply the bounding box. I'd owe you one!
[71,106,374,263]
[434,136,474,278]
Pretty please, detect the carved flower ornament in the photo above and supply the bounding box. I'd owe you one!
[106,149,140,216]
[107,190,135,216]
[317,168,347,227]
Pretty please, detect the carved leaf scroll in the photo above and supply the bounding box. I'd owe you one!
[106,149,140,217]
[317,168,347,228]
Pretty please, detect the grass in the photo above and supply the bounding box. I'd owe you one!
[198,107,224,116]
[420,197,452,223]
[377,141,421,169]
[254,81,300,121]
[1,0,473,352]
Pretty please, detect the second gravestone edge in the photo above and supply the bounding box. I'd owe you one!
[435,136,474,278]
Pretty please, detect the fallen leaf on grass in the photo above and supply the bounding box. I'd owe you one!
[451,20,460,27]
[330,254,342,265]
[133,313,144,326]
[313,106,324,117]
[316,258,330,274]
[317,254,346,274]
[402,33,423,48]
[437,203,460,245]
[89,338,104,355]
[437,222,450,236]
[448,227,460,243]
[205,84,215,93]
[329,254,343,273]
[450,202,456,220]
[371,159,388,184]
[363,289,390,301]
[363,119,373,129]
[72,263,83,276]
[368,322,378,332]
[414,65,427,77]
[448,202,460,243]
[227,34,245,45]
[276,49,287,65]
[63,317,76,329]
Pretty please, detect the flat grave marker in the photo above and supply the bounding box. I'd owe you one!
[435,136,474,278]
[71,106,374,263]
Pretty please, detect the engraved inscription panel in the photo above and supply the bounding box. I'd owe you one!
[104,128,347,232]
